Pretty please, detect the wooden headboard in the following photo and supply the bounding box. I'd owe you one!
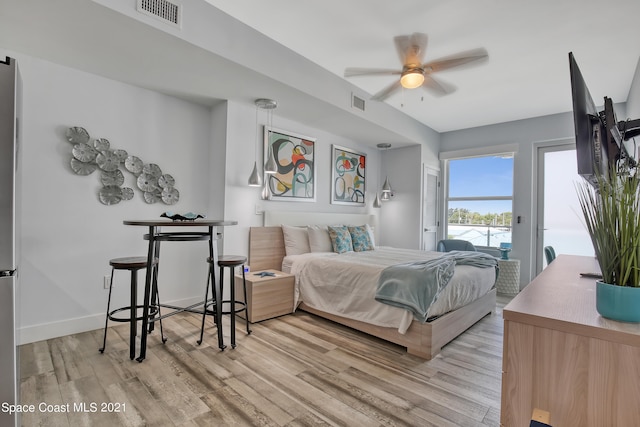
[264,210,379,241]
[249,211,379,271]
[248,226,285,271]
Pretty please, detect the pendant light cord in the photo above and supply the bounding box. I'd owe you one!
[254,103,259,162]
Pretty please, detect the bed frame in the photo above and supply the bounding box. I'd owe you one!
[249,222,496,360]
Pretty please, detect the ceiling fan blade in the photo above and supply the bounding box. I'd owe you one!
[422,75,457,97]
[423,48,489,73]
[344,67,401,78]
[394,32,428,67]
[371,80,402,101]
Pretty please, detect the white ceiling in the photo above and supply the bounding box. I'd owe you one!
[206,0,640,132]
[1,0,639,141]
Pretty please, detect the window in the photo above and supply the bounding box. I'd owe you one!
[445,154,514,248]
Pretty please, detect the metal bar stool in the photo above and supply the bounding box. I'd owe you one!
[200,255,251,349]
[197,256,223,348]
[99,256,164,360]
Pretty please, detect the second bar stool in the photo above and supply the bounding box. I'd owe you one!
[201,255,251,349]
[99,256,164,360]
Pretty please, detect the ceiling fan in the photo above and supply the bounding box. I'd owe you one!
[344,32,488,101]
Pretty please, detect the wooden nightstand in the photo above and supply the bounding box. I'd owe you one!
[234,269,295,323]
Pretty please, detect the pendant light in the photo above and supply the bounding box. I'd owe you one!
[248,101,263,187]
[381,176,393,196]
[257,98,278,174]
[373,145,382,208]
[248,163,262,187]
[261,181,271,200]
[377,143,393,201]
[373,192,382,208]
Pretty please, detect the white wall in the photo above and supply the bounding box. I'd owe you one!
[219,116,440,254]
[378,145,424,249]
[628,56,640,118]
[221,99,386,261]
[10,51,217,344]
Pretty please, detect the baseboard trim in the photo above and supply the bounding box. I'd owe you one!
[18,296,203,345]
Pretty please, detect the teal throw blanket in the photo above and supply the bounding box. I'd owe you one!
[375,251,498,322]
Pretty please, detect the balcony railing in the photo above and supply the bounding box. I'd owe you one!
[446,223,512,248]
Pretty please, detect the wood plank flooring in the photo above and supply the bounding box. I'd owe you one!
[19,295,511,426]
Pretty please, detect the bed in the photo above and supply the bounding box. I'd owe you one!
[248,212,497,360]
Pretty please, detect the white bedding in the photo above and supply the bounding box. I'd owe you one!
[283,247,496,334]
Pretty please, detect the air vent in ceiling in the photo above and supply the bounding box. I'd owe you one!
[137,0,182,28]
[352,94,365,112]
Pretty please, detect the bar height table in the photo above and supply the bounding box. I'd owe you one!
[123,219,237,362]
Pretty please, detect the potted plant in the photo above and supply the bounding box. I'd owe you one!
[576,160,640,322]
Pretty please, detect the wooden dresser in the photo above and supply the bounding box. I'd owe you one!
[501,255,640,426]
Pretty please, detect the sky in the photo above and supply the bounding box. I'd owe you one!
[448,156,514,215]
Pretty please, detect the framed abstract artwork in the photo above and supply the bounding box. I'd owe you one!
[331,144,366,206]
[264,127,316,202]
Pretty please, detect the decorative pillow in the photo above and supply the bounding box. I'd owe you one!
[281,224,310,256]
[328,225,353,254]
[348,225,374,252]
[307,225,333,252]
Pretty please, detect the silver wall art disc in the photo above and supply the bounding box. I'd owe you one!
[158,174,175,188]
[143,191,160,204]
[121,187,134,200]
[96,151,120,172]
[161,187,179,205]
[72,143,98,163]
[99,185,123,205]
[94,138,110,151]
[137,173,159,192]
[143,163,162,178]
[71,158,97,175]
[66,127,90,144]
[113,149,128,162]
[101,169,125,186]
[125,155,143,175]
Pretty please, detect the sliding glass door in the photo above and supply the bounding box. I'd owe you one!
[535,143,594,274]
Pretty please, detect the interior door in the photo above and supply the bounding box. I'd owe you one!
[422,166,439,251]
[535,142,594,274]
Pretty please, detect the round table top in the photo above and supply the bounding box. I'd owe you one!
[123,219,237,227]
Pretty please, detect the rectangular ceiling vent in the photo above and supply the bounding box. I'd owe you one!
[352,94,366,112]
[137,0,182,28]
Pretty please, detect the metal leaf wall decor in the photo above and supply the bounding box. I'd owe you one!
[64,126,180,206]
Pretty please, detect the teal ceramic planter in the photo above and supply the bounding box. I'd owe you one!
[596,281,640,323]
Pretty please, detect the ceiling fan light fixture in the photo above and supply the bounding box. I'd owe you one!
[400,69,424,89]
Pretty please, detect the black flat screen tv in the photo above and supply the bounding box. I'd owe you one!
[569,52,612,187]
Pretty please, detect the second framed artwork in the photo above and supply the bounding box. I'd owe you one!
[264,127,316,202]
[331,144,366,206]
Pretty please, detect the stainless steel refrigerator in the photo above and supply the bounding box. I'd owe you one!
[0,56,22,427]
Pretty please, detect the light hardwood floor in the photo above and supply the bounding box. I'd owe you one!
[19,295,511,426]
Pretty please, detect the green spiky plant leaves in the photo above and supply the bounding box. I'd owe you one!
[577,162,640,287]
